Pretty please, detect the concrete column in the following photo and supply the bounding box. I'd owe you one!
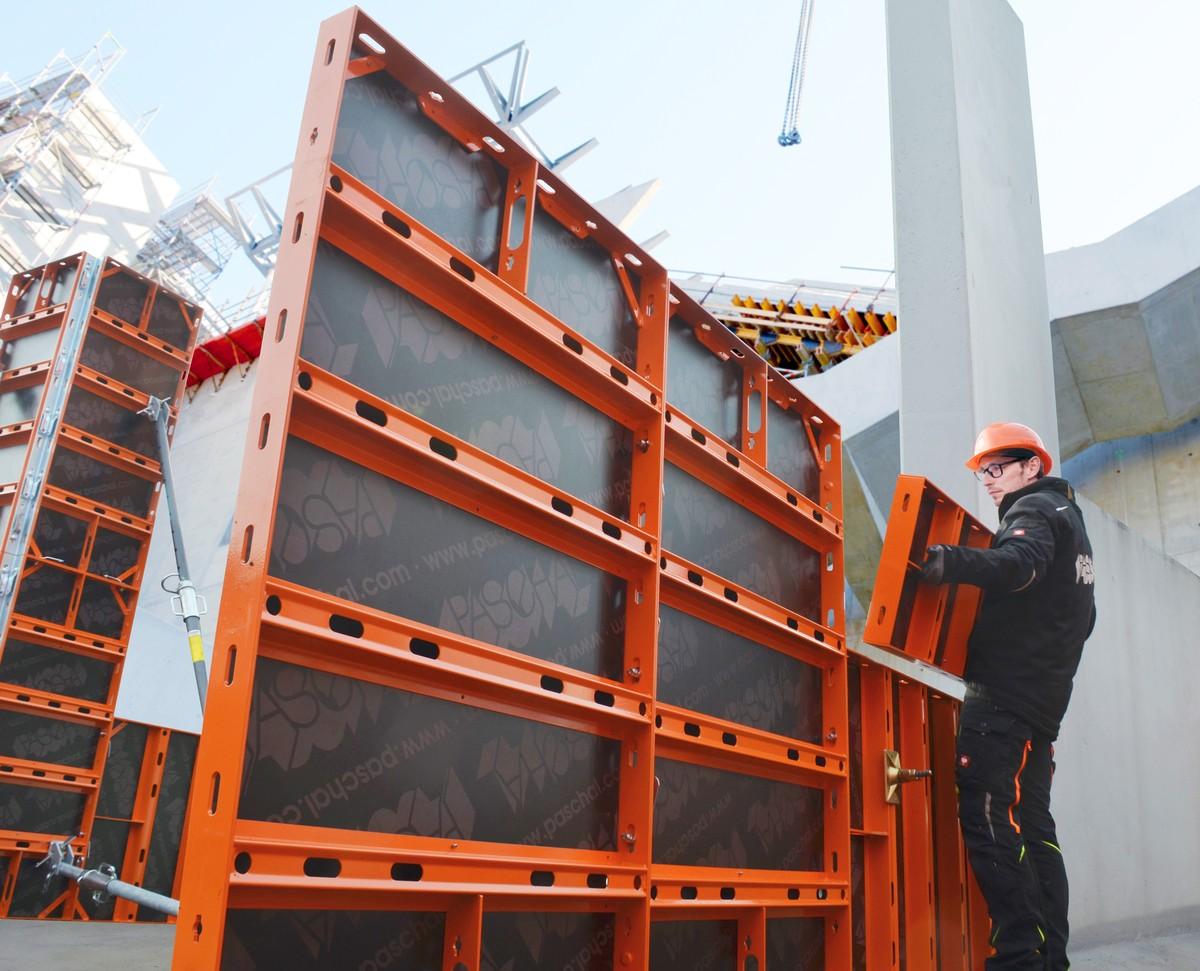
[886,0,1058,522]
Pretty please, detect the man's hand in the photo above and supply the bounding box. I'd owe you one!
[919,545,949,584]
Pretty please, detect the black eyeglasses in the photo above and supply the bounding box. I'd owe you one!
[973,459,1023,481]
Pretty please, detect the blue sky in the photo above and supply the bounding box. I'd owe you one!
[5,1,1198,289]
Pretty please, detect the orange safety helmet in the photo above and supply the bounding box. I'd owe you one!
[965,422,1053,475]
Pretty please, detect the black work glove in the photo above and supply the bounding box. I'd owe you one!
[918,545,949,584]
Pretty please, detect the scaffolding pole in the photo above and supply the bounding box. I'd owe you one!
[38,838,179,917]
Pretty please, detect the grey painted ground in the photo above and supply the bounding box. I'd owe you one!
[1071,928,1200,970]
[0,921,173,969]
[2,920,1200,969]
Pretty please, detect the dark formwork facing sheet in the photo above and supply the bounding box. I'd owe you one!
[332,71,505,272]
[172,10,848,970]
[657,604,823,743]
[223,909,445,970]
[652,757,824,871]
[270,438,629,681]
[0,635,114,702]
[665,315,744,448]
[241,657,622,849]
[649,920,738,971]
[483,911,615,971]
[661,461,823,621]
[302,242,634,519]
[0,254,200,921]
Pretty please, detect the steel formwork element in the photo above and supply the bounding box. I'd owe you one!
[862,475,992,677]
[845,659,991,971]
[170,9,848,969]
[0,254,200,920]
[0,717,199,922]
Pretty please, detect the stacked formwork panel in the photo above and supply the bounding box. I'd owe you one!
[172,9,849,969]
[0,254,199,919]
[855,475,998,969]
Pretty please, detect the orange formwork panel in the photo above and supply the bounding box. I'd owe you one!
[170,8,848,969]
[863,475,992,677]
[860,474,998,968]
[0,718,200,923]
[846,659,990,971]
[0,253,200,921]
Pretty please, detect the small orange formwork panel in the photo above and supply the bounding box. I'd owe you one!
[863,475,992,677]
[0,254,200,920]
[170,8,848,969]
[858,474,997,967]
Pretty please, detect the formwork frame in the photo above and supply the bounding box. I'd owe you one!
[0,252,200,919]
[846,658,992,971]
[860,475,999,967]
[172,8,850,969]
[864,475,991,677]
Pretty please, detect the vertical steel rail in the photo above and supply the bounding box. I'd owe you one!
[858,663,900,969]
[0,256,97,629]
[112,726,172,921]
[172,13,358,964]
[928,692,970,970]
[896,681,936,971]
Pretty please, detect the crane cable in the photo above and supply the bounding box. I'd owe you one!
[779,0,816,146]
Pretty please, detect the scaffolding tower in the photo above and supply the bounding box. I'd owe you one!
[0,34,140,274]
[224,164,290,279]
[133,179,241,335]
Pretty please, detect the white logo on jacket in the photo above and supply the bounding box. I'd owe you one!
[1075,554,1095,585]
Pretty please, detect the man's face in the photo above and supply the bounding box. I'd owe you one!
[976,451,1040,506]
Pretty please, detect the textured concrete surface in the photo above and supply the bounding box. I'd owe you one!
[1052,266,1200,457]
[1048,496,1200,941]
[1063,416,1200,577]
[2,919,1200,969]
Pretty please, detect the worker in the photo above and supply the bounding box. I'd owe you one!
[918,422,1095,971]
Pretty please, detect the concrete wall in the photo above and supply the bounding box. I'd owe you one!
[1063,417,1200,576]
[1046,185,1200,324]
[115,365,257,733]
[886,0,1058,520]
[1055,494,1200,946]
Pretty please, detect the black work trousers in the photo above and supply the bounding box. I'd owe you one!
[955,696,1069,970]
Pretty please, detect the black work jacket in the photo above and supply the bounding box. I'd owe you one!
[939,477,1095,738]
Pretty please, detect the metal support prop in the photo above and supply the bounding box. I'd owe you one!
[140,395,208,712]
[38,838,179,918]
